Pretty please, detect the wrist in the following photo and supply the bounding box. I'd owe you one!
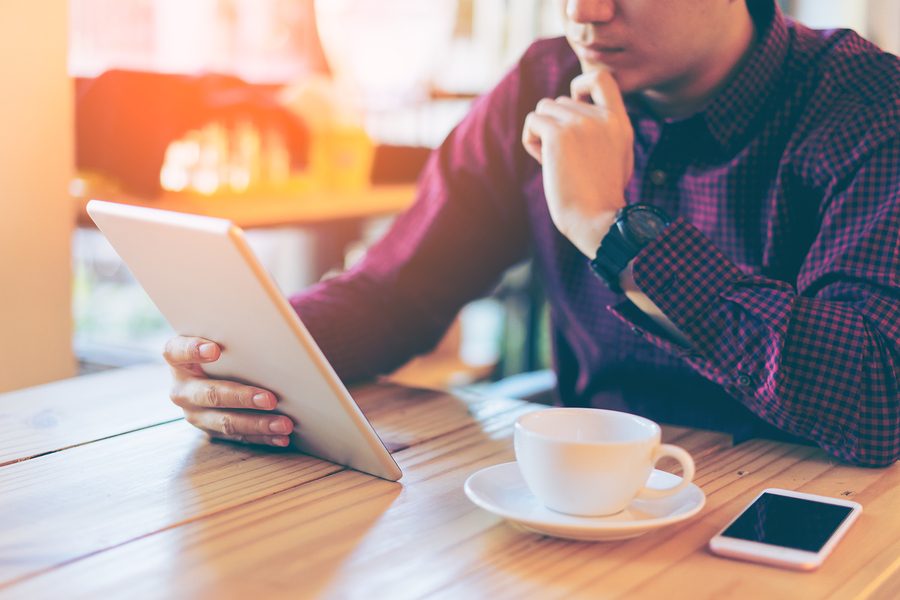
[567,208,620,258]
[589,204,671,292]
[619,259,638,293]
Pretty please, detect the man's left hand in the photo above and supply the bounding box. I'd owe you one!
[522,68,634,257]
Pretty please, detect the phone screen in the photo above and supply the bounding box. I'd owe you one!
[722,492,855,552]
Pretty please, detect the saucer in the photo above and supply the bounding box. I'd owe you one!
[463,461,705,542]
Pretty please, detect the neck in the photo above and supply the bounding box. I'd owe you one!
[641,5,757,119]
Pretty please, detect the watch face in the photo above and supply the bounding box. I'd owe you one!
[623,206,670,246]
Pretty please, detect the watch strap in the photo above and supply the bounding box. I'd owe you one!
[590,220,640,293]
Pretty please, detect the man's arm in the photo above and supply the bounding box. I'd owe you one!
[525,69,898,467]
[611,137,900,467]
[291,60,534,383]
[161,44,552,446]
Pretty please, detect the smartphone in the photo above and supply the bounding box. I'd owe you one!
[709,488,862,571]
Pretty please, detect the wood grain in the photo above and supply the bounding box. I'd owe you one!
[1,368,897,600]
[0,397,541,599]
[0,364,178,466]
[0,381,526,588]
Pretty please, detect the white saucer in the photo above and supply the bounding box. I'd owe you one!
[464,461,705,542]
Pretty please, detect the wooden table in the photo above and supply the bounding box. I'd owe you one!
[0,366,897,599]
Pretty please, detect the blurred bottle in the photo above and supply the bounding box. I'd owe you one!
[191,121,226,195]
[262,124,291,188]
[281,75,374,191]
[160,118,306,195]
[226,119,260,194]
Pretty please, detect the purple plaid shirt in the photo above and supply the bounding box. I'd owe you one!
[293,1,899,467]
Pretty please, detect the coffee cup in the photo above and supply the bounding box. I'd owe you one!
[514,408,695,517]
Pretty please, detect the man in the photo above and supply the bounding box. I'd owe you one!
[164,0,899,466]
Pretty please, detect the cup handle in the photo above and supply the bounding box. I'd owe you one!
[637,444,695,500]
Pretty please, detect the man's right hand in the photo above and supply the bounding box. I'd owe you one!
[163,336,294,447]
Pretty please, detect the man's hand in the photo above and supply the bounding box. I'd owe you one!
[522,68,634,257]
[163,335,294,447]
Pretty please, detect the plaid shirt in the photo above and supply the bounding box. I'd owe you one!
[293,1,899,466]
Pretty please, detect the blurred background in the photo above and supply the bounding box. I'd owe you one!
[0,0,897,394]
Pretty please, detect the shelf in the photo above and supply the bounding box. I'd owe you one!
[74,182,417,229]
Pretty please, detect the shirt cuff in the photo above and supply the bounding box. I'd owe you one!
[608,218,745,354]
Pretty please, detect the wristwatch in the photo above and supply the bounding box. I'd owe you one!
[590,204,671,292]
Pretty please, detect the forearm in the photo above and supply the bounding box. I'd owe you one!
[695,289,898,466]
[612,220,900,466]
[291,272,452,382]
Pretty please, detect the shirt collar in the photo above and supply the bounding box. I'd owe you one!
[625,0,791,152]
[702,0,791,150]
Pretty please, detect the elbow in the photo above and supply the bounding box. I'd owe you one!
[830,427,899,468]
[851,449,898,469]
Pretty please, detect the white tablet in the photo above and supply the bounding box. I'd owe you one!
[87,199,402,481]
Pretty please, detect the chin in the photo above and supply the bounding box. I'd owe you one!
[577,60,646,95]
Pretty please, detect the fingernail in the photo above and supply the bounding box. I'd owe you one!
[269,418,291,434]
[253,393,274,409]
[198,343,217,359]
[272,436,290,447]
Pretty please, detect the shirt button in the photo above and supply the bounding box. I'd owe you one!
[736,372,753,387]
[649,169,668,186]
[631,326,644,337]
[659,274,679,292]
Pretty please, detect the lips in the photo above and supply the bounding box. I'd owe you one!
[577,44,627,64]
[581,45,625,57]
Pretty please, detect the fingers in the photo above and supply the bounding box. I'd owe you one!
[210,433,292,448]
[163,336,220,369]
[522,110,559,163]
[523,94,606,163]
[552,95,601,117]
[164,335,291,449]
[171,377,277,410]
[173,381,291,448]
[183,408,295,441]
[571,68,627,117]
[534,97,583,122]
[522,112,544,163]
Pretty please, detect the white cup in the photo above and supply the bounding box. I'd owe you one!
[514,408,695,517]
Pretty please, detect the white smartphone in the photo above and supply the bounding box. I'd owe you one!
[709,488,862,571]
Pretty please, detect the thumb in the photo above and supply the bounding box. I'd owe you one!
[570,68,628,118]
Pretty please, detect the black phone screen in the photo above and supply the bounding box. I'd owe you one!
[722,492,854,552]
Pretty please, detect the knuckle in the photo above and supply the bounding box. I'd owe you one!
[162,338,178,363]
[205,384,223,408]
[182,410,200,427]
[221,415,237,436]
[169,383,184,406]
[235,388,251,409]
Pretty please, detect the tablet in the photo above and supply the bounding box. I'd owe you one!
[87,199,402,481]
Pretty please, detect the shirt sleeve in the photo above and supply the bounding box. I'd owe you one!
[289,62,532,383]
[610,137,900,467]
